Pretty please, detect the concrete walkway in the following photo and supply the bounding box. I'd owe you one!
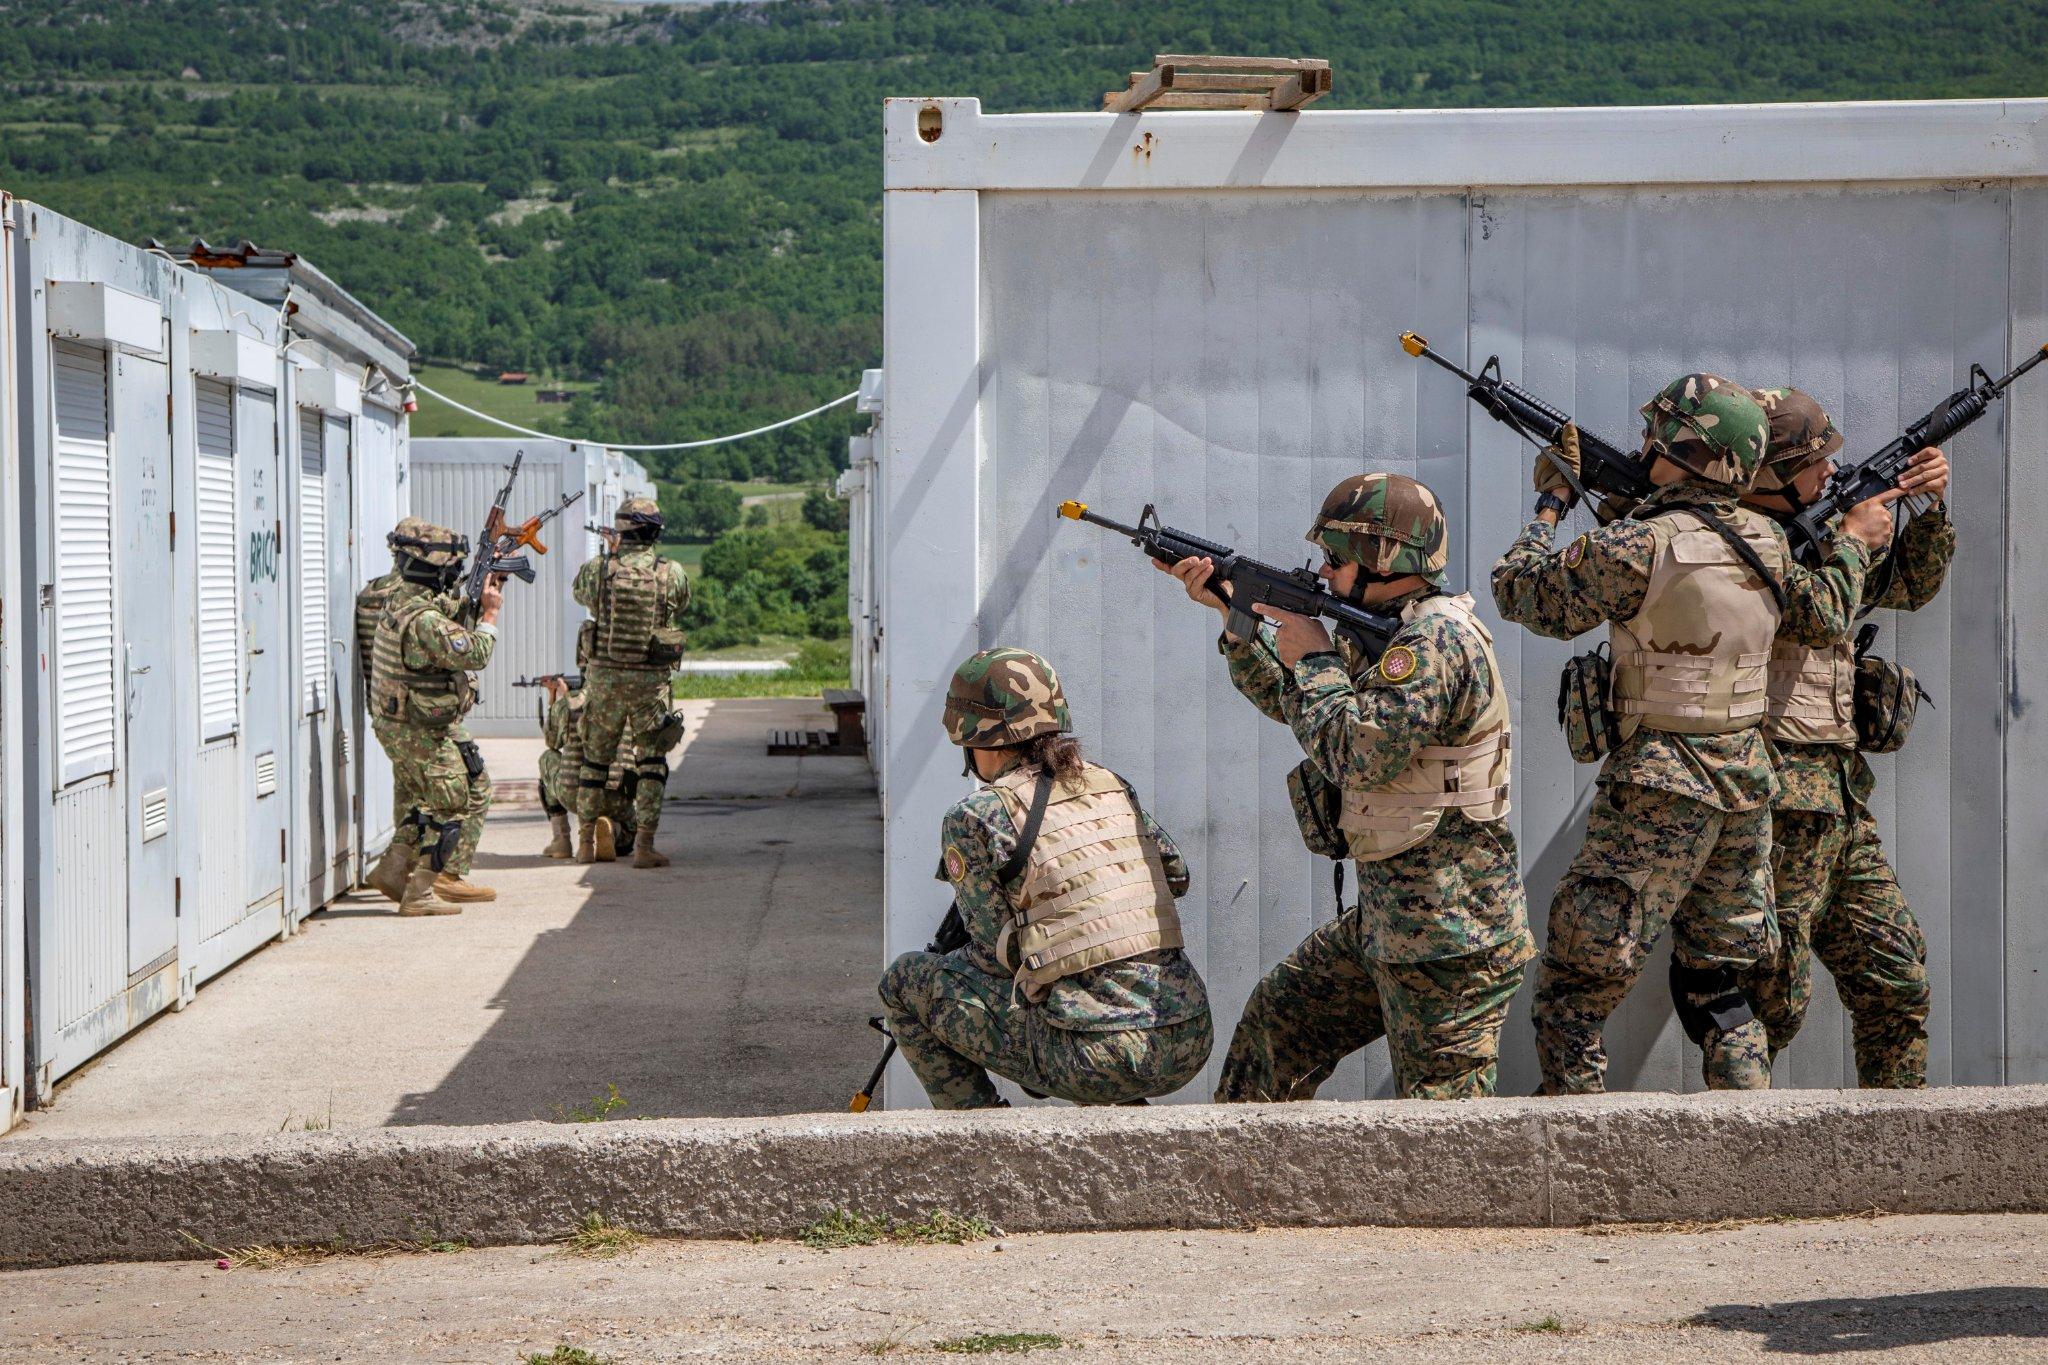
[4,1215,2044,1362]
[9,697,880,1140]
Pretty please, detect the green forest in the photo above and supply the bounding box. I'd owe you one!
[2,0,2044,650]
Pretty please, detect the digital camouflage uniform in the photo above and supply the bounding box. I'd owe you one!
[1739,392,1953,1085]
[878,649,1213,1109]
[370,580,496,880]
[572,511,689,863]
[1493,399,1872,1092]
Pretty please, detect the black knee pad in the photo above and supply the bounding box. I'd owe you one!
[1670,961,1755,1045]
[456,739,487,782]
[577,761,608,790]
[540,790,566,816]
[637,757,670,788]
[426,818,463,872]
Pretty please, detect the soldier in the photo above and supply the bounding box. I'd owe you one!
[1740,389,1952,1086]
[572,498,688,869]
[1161,473,1533,1101]
[536,675,638,860]
[877,648,1212,1108]
[369,521,503,916]
[357,522,429,902]
[1491,374,1894,1093]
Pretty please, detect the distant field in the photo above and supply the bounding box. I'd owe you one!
[412,363,598,439]
[659,539,709,572]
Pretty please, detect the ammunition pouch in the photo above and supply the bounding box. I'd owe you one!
[1558,643,1618,764]
[648,708,686,754]
[456,739,487,783]
[1669,961,1754,1046]
[1285,758,1349,860]
[1852,626,1931,755]
[647,626,687,668]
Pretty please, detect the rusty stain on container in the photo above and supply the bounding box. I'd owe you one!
[1133,131,1156,161]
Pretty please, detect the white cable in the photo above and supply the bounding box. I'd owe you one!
[411,379,859,451]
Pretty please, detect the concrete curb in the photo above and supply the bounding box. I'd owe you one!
[5,1086,2046,1268]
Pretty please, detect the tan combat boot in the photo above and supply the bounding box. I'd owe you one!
[397,862,461,917]
[365,841,416,902]
[631,828,669,869]
[593,816,617,863]
[541,812,572,859]
[434,873,497,903]
[575,820,597,864]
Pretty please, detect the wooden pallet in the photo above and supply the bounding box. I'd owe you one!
[1105,55,1331,114]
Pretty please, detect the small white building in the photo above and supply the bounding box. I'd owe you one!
[872,95,2048,1104]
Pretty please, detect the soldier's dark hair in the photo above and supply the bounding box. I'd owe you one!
[1014,732,1084,780]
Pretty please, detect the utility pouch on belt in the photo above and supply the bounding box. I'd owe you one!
[576,619,596,666]
[1285,758,1348,859]
[646,625,687,667]
[1558,642,1618,764]
[648,708,686,753]
[1852,623,1932,755]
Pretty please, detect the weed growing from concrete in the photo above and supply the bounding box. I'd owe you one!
[525,1347,613,1365]
[1581,1205,1890,1237]
[932,1333,1063,1354]
[553,1083,629,1123]
[799,1208,997,1251]
[559,1212,643,1258]
[1518,1315,1566,1333]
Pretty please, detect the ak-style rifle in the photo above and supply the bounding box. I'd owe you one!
[463,449,587,609]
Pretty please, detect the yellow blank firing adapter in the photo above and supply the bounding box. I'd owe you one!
[1400,332,1427,357]
[1057,500,1088,519]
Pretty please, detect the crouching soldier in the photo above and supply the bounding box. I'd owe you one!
[537,675,639,859]
[877,648,1213,1108]
[369,522,503,916]
[1163,473,1533,1101]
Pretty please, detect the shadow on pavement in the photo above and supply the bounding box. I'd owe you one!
[1694,1288,2048,1354]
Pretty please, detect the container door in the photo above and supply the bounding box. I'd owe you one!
[45,342,128,1073]
[353,405,401,854]
[295,406,333,911]
[241,391,286,914]
[114,352,177,975]
[323,413,356,888]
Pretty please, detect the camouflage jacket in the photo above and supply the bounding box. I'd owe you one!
[572,548,689,625]
[936,757,1209,1033]
[1773,504,1956,814]
[543,689,586,754]
[1220,593,1535,966]
[1490,482,1871,812]
[381,580,498,682]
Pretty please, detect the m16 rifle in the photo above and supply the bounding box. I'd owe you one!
[1782,342,2048,566]
[1056,501,1399,661]
[463,449,587,610]
[850,903,969,1113]
[1400,330,1653,513]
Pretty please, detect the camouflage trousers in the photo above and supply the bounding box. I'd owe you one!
[878,951,1213,1109]
[577,668,671,835]
[1743,805,1930,1088]
[1534,781,1778,1094]
[1215,911,1531,1102]
[370,717,490,877]
[539,744,637,840]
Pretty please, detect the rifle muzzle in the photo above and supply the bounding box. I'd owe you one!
[1400,331,1428,357]
[1057,500,1088,520]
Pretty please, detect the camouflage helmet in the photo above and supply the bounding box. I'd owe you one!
[1639,373,1770,488]
[616,495,663,532]
[388,516,469,570]
[1748,386,1844,496]
[1306,473,1448,582]
[942,647,1071,748]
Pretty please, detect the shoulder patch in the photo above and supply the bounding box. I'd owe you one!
[450,633,470,654]
[942,844,968,882]
[1562,535,1588,569]
[1377,645,1418,684]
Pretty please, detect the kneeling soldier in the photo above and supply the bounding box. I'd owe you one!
[1165,473,1533,1101]
[877,648,1213,1109]
[538,675,639,859]
[370,522,503,915]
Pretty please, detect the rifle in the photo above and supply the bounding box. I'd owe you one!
[1400,331,1653,511]
[512,673,584,691]
[463,449,588,609]
[1783,343,2048,565]
[587,522,621,551]
[850,903,969,1113]
[1056,501,1399,661]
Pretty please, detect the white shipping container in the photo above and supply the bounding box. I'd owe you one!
[875,96,2048,1104]
[0,192,27,1131]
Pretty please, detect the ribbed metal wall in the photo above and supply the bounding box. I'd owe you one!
[976,183,2024,1097]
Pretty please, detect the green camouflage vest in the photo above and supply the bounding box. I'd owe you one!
[354,571,405,683]
[593,546,681,669]
[371,588,475,727]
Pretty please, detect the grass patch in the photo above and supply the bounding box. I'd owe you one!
[671,674,826,701]
[552,1083,629,1123]
[933,1333,1063,1355]
[798,1208,998,1251]
[1518,1315,1566,1333]
[410,362,596,439]
[559,1212,643,1259]
[526,1348,613,1365]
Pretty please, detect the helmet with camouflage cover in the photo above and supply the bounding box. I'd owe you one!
[1306,473,1448,583]
[1748,386,1844,497]
[388,516,469,570]
[616,495,664,535]
[942,647,1071,748]
[1639,373,1770,488]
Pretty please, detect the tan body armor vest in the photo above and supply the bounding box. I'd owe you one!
[1610,509,1784,738]
[1337,594,1512,862]
[593,548,677,670]
[987,762,1184,1002]
[1765,638,1856,746]
[354,572,403,683]
[371,591,475,727]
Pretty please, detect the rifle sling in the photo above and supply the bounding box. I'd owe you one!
[997,770,1055,888]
